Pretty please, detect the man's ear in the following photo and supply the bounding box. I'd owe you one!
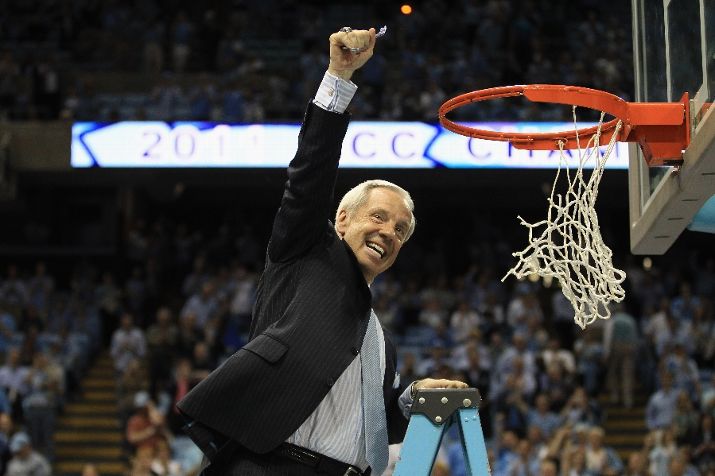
[335,209,348,238]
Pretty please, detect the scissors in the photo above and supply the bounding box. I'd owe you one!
[340,25,387,53]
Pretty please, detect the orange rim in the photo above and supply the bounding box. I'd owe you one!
[438,84,690,164]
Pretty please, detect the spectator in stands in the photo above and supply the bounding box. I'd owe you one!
[541,336,576,377]
[124,267,148,323]
[181,255,209,297]
[603,303,638,408]
[23,352,62,460]
[666,341,701,397]
[701,374,715,411]
[180,280,218,330]
[692,413,715,473]
[646,371,679,430]
[0,412,12,474]
[189,341,214,381]
[672,390,700,445]
[151,438,182,475]
[506,290,543,332]
[498,383,531,437]
[418,296,447,330]
[146,306,179,395]
[0,265,28,312]
[27,262,53,315]
[373,295,399,332]
[506,438,539,475]
[126,391,169,454]
[495,332,537,386]
[692,301,715,364]
[477,288,506,329]
[456,343,490,396]
[5,431,51,476]
[0,308,16,357]
[562,445,588,476]
[450,300,481,345]
[143,20,166,75]
[417,345,452,377]
[539,458,558,476]
[625,450,649,476]
[671,282,701,323]
[170,11,193,73]
[0,348,29,420]
[165,358,198,434]
[81,463,100,476]
[95,271,123,346]
[129,445,155,476]
[117,358,149,427]
[525,424,548,459]
[175,311,200,358]
[647,428,678,474]
[110,313,146,373]
[540,361,575,412]
[574,328,604,397]
[561,387,601,427]
[584,426,623,473]
[0,385,12,417]
[398,351,419,385]
[528,393,562,439]
[668,450,701,476]
[493,430,520,475]
[227,264,255,333]
[643,297,671,351]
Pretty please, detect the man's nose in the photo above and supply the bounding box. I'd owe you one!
[378,223,395,241]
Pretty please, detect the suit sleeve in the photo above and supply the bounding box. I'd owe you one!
[386,384,410,444]
[267,102,351,263]
[384,330,409,444]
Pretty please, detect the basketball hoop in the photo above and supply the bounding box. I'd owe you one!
[438,85,690,166]
[438,84,691,329]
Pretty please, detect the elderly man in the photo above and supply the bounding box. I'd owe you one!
[178,27,466,476]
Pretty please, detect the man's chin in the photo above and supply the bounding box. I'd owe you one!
[358,261,382,282]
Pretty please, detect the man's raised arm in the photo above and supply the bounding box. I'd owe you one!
[267,28,377,263]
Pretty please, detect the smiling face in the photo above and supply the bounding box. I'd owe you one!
[336,187,412,284]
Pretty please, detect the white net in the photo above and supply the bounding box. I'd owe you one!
[502,110,626,329]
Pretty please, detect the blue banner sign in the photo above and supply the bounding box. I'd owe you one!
[72,121,629,169]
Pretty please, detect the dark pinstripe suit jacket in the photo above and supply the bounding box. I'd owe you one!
[177,103,409,455]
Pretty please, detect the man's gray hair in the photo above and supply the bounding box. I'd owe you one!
[335,179,416,241]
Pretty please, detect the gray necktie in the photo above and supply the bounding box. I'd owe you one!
[362,310,389,475]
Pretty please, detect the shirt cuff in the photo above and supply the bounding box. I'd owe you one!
[398,381,416,420]
[313,71,357,114]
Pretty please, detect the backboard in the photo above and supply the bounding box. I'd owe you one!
[629,0,715,254]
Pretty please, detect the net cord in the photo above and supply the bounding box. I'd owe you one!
[501,107,627,329]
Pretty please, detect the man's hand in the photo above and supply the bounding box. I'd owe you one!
[328,27,376,81]
[413,378,469,396]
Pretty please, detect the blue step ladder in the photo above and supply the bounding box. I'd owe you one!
[394,388,490,476]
